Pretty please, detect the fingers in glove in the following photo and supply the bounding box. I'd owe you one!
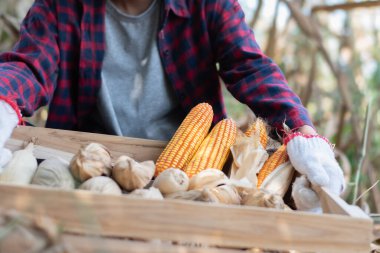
[302,155,330,187]
[324,160,346,195]
[292,176,322,213]
[0,148,12,168]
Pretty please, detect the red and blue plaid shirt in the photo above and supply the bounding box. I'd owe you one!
[0,0,313,132]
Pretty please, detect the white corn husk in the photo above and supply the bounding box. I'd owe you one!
[152,168,189,195]
[0,141,37,185]
[229,133,268,187]
[112,155,155,191]
[201,184,241,205]
[188,168,229,190]
[70,143,112,182]
[79,176,122,195]
[242,188,286,210]
[260,161,295,197]
[128,187,164,200]
[32,157,76,190]
[165,190,203,201]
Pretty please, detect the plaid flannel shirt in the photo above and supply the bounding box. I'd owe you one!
[0,0,313,132]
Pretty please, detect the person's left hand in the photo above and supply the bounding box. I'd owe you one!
[285,132,345,212]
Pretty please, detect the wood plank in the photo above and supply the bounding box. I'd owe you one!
[0,184,372,253]
[5,138,74,161]
[316,186,370,219]
[11,126,166,162]
[63,234,246,253]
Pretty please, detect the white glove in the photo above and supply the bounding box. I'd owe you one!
[292,175,322,213]
[286,133,345,193]
[0,100,19,167]
[285,133,345,212]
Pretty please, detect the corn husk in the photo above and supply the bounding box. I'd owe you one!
[79,176,122,195]
[128,187,164,200]
[201,184,241,205]
[260,161,295,197]
[0,209,69,253]
[229,132,268,187]
[32,157,76,190]
[188,169,229,190]
[152,168,189,195]
[0,141,37,185]
[165,190,203,201]
[69,143,112,182]
[242,188,286,210]
[112,155,155,191]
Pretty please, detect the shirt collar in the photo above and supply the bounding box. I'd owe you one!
[164,0,191,17]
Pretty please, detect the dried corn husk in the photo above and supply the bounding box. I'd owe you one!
[188,169,229,190]
[260,161,295,197]
[242,188,286,210]
[201,184,241,205]
[165,190,203,201]
[70,143,112,182]
[229,132,268,187]
[112,155,155,191]
[0,209,69,253]
[0,141,37,185]
[32,157,76,190]
[79,176,122,195]
[128,187,164,200]
[152,168,189,195]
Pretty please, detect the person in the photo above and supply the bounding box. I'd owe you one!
[0,0,344,212]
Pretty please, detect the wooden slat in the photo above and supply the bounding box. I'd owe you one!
[11,126,166,162]
[0,184,372,253]
[63,234,246,253]
[316,186,370,219]
[5,138,74,161]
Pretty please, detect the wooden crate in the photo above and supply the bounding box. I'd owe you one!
[3,126,373,253]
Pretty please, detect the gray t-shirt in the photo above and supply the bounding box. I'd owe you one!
[91,0,182,141]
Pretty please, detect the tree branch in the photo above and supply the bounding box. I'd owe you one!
[312,1,380,14]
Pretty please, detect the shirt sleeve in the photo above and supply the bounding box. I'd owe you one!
[206,0,313,131]
[0,0,59,117]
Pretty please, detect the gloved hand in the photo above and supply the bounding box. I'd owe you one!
[285,132,345,212]
[292,175,322,213]
[0,100,19,167]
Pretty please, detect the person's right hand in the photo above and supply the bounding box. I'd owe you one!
[0,100,19,167]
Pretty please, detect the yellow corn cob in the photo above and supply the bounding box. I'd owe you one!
[245,118,268,148]
[155,103,213,176]
[184,118,237,178]
[257,144,288,187]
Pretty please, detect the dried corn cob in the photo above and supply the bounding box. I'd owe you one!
[257,144,288,188]
[184,118,237,177]
[245,118,268,148]
[155,103,213,176]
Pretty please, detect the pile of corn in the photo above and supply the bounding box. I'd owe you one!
[0,103,293,209]
[156,103,290,191]
[153,103,293,209]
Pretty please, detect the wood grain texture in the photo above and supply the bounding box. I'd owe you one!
[316,186,370,219]
[0,184,372,253]
[11,126,166,162]
[63,234,246,253]
[5,138,74,161]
